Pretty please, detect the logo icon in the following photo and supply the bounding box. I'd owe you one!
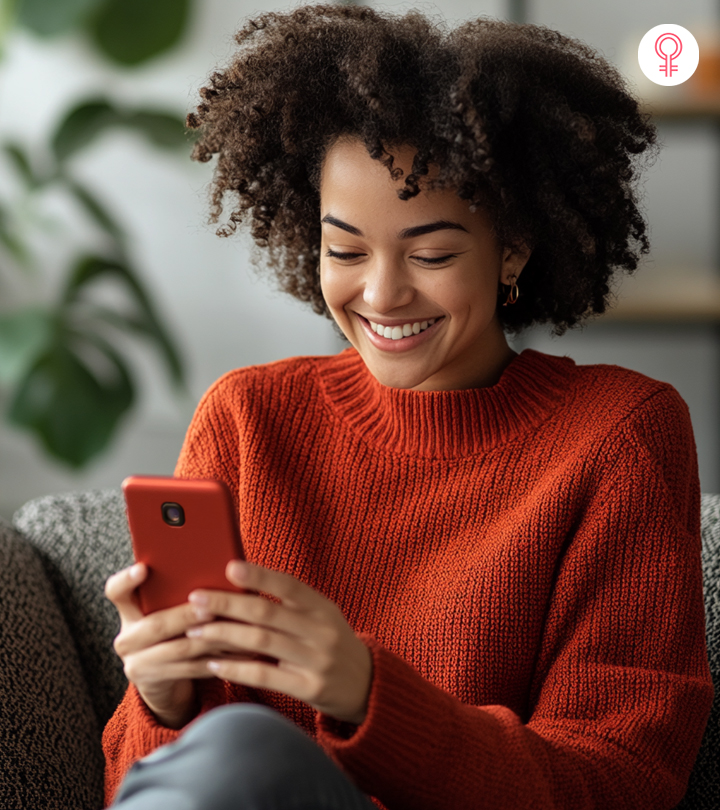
[656,32,682,77]
[638,25,699,86]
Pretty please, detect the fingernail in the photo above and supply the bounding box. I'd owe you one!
[186,627,203,637]
[229,561,246,582]
[188,592,208,605]
[130,564,143,580]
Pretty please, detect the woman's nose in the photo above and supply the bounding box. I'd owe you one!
[361,258,414,313]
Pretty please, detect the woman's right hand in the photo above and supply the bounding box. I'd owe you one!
[105,563,218,730]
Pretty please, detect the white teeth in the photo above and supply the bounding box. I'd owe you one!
[368,317,438,340]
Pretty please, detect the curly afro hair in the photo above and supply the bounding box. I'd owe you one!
[187,3,659,337]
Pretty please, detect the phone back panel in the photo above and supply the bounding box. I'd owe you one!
[122,475,245,614]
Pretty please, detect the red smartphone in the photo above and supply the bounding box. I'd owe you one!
[122,475,246,614]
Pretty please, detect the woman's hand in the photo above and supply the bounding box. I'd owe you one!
[185,560,373,725]
[105,563,241,730]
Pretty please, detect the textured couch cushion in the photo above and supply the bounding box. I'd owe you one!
[13,488,133,729]
[0,517,104,809]
[677,492,720,808]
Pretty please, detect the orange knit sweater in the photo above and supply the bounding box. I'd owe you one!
[103,346,714,809]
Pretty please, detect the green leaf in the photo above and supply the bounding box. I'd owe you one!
[0,203,32,268]
[17,0,106,37]
[52,99,191,162]
[87,0,190,67]
[0,0,20,57]
[62,255,185,387]
[66,179,125,242]
[2,143,39,187]
[8,338,134,468]
[0,307,53,384]
[51,99,120,163]
[74,304,154,338]
[122,110,189,150]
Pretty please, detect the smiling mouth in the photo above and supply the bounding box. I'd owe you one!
[357,314,445,340]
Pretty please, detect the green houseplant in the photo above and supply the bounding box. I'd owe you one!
[0,0,195,468]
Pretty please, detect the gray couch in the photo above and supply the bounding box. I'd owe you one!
[0,488,718,809]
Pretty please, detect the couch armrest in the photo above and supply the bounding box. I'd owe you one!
[13,488,134,729]
[0,516,104,809]
[676,493,720,808]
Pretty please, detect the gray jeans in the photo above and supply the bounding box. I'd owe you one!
[111,704,379,810]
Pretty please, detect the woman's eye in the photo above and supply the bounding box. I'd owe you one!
[325,249,364,260]
[414,254,458,265]
[325,249,458,264]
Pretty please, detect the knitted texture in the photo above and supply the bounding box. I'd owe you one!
[103,347,715,810]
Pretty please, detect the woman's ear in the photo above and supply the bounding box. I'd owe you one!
[501,241,532,285]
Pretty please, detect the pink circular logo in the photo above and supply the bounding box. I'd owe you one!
[639,25,698,86]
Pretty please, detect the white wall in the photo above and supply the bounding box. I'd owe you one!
[1,0,718,519]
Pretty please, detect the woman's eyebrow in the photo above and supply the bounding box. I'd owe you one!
[321,214,469,239]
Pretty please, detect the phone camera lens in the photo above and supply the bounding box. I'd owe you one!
[161,502,185,526]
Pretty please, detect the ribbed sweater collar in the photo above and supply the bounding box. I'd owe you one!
[315,347,577,458]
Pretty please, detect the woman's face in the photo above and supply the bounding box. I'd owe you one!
[319,137,531,391]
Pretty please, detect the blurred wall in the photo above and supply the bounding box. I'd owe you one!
[0,0,350,519]
[521,0,720,495]
[0,0,717,519]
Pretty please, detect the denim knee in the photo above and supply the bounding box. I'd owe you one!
[182,703,310,753]
[185,704,342,787]
[114,704,374,810]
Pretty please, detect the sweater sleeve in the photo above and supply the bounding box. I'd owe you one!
[102,374,249,807]
[315,387,715,810]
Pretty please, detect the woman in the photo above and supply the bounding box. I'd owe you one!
[103,5,714,809]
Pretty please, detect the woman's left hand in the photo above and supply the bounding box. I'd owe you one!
[185,560,373,725]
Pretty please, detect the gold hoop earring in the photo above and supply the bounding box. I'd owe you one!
[502,275,519,306]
